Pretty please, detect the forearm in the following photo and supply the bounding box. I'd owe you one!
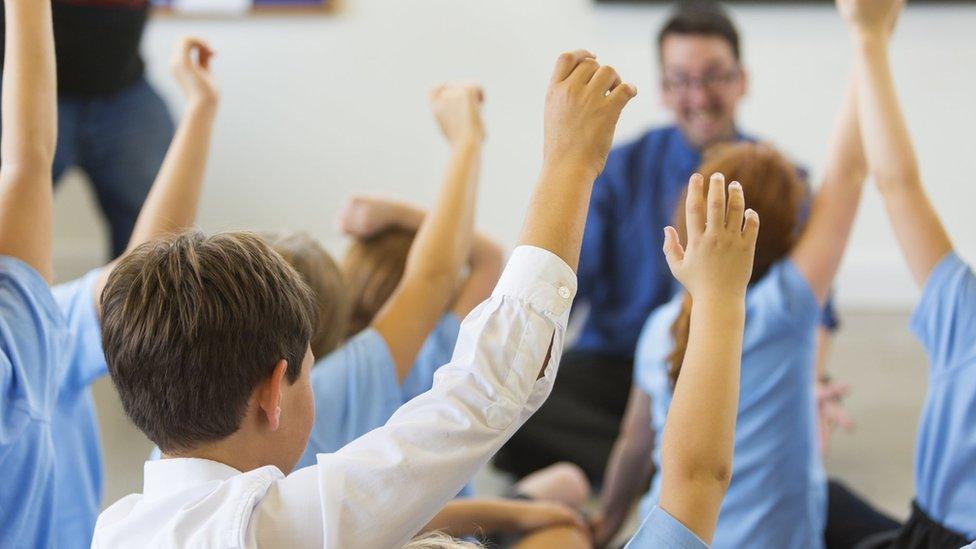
[403,139,481,283]
[599,438,654,531]
[518,162,598,271]
[0,0,56,281]
[659,297,743,541]
[126,101,217,253]
[423,499,521,536]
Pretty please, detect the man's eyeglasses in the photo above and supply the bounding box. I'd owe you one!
[662,68,741,94]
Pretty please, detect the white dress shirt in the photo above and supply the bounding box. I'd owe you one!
[92,246,576,549]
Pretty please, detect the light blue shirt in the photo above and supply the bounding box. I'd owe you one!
[297,314,461,469]
[0,256,68,549]
[636,260,826,549]
[626,506,708,549]
[909,252,976,540]
[51,268,108,549]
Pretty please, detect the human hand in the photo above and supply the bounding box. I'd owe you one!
[170,37,218,107]
[664,173,759,301]
[543,50,637,177]
[429,82,484,145]
[837,0,904,36]
[335,195,407,238]
[817,377,855,455]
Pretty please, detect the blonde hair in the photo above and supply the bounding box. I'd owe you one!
[342,227,416,337]
[402,532,483,549]
[263,231,350,359]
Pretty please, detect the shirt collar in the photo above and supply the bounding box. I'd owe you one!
[143,458,245,500]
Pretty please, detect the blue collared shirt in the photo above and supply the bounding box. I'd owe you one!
[909,252,976,540]
[0,256,68,549]
[51,268,109,549]
[626,506,708,549]
[575,125,832,358]
[636,260,827,549]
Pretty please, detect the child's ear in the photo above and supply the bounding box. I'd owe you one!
[258,360,288,431]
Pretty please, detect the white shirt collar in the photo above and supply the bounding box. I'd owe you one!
[143,458,258,500]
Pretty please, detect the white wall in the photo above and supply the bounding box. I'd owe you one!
[53,0,976,308]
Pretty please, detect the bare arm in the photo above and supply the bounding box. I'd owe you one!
[94,37,220,305]
[0,0,57,281]
[519,51,637,270]
[422,499,582,538]
[841,0,951,287]
[790,73,867,304]
[594,387,654,547]
[657,174,759,543]
[372,84,483,379]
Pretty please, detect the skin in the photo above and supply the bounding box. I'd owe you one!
[660,35,747,150]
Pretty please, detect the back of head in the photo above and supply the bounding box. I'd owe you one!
[264,231,350,359]
[667,142,804,386]
[342,228,416,337]
[402,532,483,549]
[100,230,317,454]
[657,0,740,61]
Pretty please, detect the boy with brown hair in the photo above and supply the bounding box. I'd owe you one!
[93,50,638,548]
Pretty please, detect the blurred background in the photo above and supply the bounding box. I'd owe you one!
[53,0,973,530]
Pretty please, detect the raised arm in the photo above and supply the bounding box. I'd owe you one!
[656,174,759,543]
[519,50,637,270]
[839,0,951,287]
[93,37,219,306]
[370,84,483,378]
[338,196,504,320]
[789,66,867,304]
[0,0,57,281]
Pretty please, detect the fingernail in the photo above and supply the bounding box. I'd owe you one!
[730,181,741,189]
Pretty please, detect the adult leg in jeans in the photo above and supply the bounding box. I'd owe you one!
[78,78,174,258]
[826,479,901,549]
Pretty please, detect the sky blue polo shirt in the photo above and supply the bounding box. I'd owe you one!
[297,314,461,469]
[626,506,708,549]
[51,268,108,549]
[0,256,68,549]
[636,260,826,549]
[574,125,832,359]
[909,252,976,540]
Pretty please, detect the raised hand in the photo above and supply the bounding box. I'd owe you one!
[335,195,406,239]
[663,173,760,300]
[836,0,904,35]
[544,50,637,177]
[429,82,484,145]
[171,37,218,106]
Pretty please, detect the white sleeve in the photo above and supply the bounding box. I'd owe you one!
[258,245,576,549]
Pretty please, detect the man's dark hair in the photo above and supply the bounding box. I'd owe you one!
[101,230,317,453]
[657,1,741,61]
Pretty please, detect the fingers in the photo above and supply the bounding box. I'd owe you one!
[587,64,620,93]
[173,36,214,72]
[662,226,685,273]
[608,82,638,108]
[568,57,600,86]
[726,181,745,230]
[550,49,596,84]
[743,208,760,246]
[706,172,727,231]
[684,173,706,241]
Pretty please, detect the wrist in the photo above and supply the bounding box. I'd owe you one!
[690,293,745,317]
[850,27,887,47]
[186,96,218,117]
[390,201,426,231]
[450,133,483,152]
[538,158,601,188]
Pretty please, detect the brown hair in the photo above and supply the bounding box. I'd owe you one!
[263,231,350,359]
[342,227,416,337]
[667,143,804,387]
[658,0,741,61]
[100,230,317,453]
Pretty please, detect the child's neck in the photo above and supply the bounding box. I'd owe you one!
[163,429,277,474]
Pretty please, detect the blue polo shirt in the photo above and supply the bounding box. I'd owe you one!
[51,268,108,549]
[909,252,976,540]
[626,506,707,549]
[636,260,826,549]
[297,314,461,468]
[575,125,832,359]
[0,256,68,549]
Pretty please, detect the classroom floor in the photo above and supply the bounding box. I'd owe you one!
[92,310,927,529]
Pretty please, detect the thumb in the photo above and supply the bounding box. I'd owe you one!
[663,226,684,274]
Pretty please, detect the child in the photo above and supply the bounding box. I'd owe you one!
[92,50,637,548]
[626,173,759,548]
[596,34,873,547]
[0,0,63,546]
[840,0,975,545]
[47,36,219,549]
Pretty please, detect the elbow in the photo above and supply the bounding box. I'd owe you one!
[871,164,922,196]
[667,458,733,494]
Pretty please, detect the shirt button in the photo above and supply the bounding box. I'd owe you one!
[558,285,571,299]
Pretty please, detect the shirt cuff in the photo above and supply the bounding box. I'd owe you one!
[492,246,577,326]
